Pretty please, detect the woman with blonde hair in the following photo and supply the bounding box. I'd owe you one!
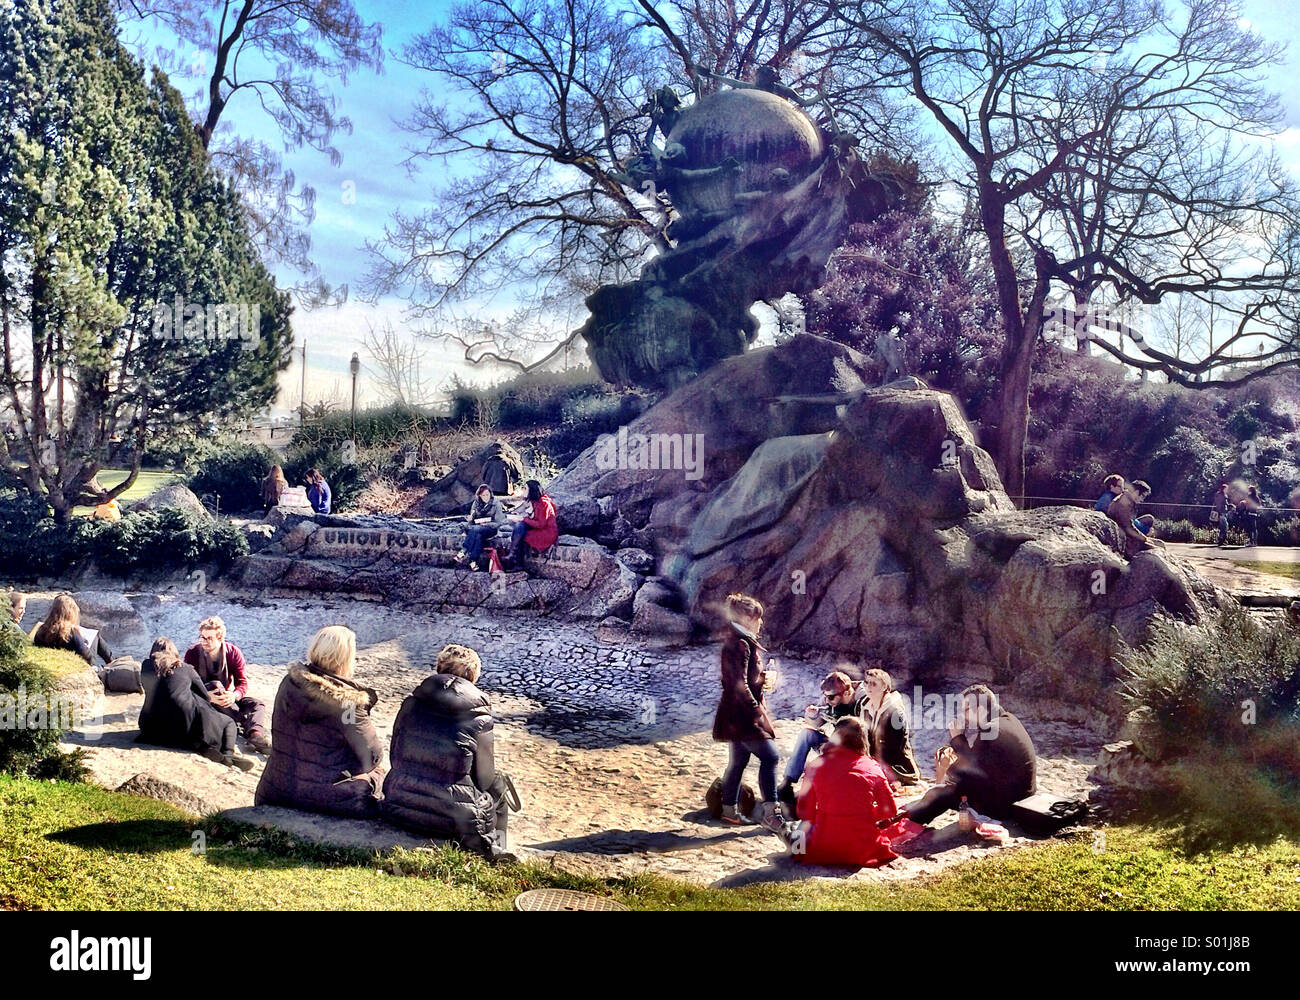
[33,594,113,665]
[383,643,518,860]
[255,625,386,817]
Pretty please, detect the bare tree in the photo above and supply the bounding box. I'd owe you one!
[117,1,384,305]
[362,320,440,408]
[826,0,1300,498]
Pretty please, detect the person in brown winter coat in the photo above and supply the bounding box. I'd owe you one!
[255,626,385,818]
[712,593,782,828]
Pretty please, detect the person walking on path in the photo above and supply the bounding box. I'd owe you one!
[1239,486,1263,547]
[713,592,784,829]
[1211,482,1234,547]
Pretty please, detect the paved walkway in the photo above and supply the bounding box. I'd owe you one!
[58,590,1100,887]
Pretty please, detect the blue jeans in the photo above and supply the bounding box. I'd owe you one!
[462,524,500,563]
[783,728,828,784]
[507,521,530,560]
[721,739,779,806]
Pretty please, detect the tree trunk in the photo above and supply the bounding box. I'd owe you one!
[996,336,1035,503]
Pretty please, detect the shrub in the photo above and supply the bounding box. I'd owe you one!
[282,442,366,511]
[1119,605,1300,848]
[0,630,89,781]
[188,440,283,513]
[0,488,248,580]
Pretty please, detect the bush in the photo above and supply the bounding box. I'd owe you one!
[0,630,89,780]
[282,442,366,512]
[0,488,248,580]
[188,440,283,513]
[1119,605,1300,848]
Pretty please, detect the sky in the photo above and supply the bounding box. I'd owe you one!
[122,0,1300,415]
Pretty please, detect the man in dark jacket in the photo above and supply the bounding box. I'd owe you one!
[481,446,513,497]
[905,684,1036,825]
[183,616,271,753]
[777,670,865,810]
[255,626,385,818]
[382,644,515,859]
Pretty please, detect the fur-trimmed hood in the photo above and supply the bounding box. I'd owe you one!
[286,662,378,711]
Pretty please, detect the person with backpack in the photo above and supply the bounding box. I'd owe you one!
[137,638,255,771]
[382,644,518,861]
[713,593,784,830]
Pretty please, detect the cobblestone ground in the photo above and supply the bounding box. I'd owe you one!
[67,590,1102,888]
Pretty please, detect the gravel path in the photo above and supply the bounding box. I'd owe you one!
[61,589,1102,887]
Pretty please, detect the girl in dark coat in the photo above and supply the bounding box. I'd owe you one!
[382,644,515,859]
[862,668,921,786]
[137,638,254,771]
[712,593,781,827]
[255,626,385,818]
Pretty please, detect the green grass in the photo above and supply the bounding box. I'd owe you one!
[1231,560,1300,582]
[71,469,180,517]
[18,645,94,681]
[2,776,1298,911]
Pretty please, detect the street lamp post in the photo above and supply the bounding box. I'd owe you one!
[349,352,360,442]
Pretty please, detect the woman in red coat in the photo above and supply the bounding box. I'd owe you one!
[792,717,902,867]
[505,479,558,568]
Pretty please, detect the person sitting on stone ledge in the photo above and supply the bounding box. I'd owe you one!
[780,717,904,868]
[902,683,1036,827]
[138,637,255,771]
[382,644,518,861]
[777,670,865,814]
[503,479,558,570]
[1094,473,1124,513]
[1106,479,1161,557]
[862,668,921,787]
[261,464,288,511]
[255,626,386,817]
[183,616,271,754]
[454,484,507,570]
[33,594,114,666]
[306,468,331,515]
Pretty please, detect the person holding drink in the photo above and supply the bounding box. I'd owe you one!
[712,593,784,829]
[776,670,865,815]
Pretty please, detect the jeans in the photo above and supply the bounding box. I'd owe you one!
[1218,513,1229,545]
[783,728,827,784]
[462,523,500,563]
[721,738,779,806]
[209,694,267,740]
[507,521,530,560]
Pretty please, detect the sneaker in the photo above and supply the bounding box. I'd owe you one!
[468,561,479,572]
[720,805,745,825]
[227,753,256,772]
[246,731,272,755]
[758,802,787,833]
[453,551,466,565]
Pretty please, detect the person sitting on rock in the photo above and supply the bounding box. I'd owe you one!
[261,465,288,511]
[1106,479,1160,557]
[455,484,507,570]
[382,644,517,861]
[777,670,865,814]
[504,479,558,570]
[713,593,784,830]
[781,717,904,868]
[862,668,921,787]
[255,626,386,817]
[1094,473,1124,512]
[903,684,1036,827]
[183,616,271,754]
[306,468,331,515]
[33,594,113,666]
[138,637,255,771]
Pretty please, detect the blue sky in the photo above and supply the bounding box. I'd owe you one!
[125,1,1300,413]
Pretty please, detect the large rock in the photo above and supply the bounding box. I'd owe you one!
[417,441,526,516]
[129,482,211,521]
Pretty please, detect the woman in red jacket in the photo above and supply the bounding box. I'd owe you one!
[790,717,903,868]
[505,479,558,569]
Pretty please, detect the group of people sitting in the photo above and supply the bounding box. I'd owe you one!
[453,479,558,573]
[713,593,1037,868]
[260,465,331,515]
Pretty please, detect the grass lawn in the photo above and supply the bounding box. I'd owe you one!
[70,468,180,517]
[1231,561,1300,582]
[2,776,1298,911]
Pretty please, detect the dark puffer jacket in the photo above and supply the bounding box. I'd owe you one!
[255,663,385,818]
[381,673,498,846]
